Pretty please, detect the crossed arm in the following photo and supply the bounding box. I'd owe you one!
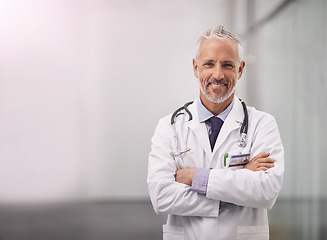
[148,114,284,214]
[175,152,275,186]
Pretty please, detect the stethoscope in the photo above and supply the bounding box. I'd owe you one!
[170,99,248,157]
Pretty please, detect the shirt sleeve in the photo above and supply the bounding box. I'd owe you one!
[191,168,210,194]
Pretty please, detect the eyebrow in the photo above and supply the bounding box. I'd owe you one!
[222,60,235,64]
[202,59,215,63]
[201,59,236,66]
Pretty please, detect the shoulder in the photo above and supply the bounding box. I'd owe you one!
[159,100,197,124]
[247,105,276,123]
[247,107,278,132]
[156,100,196,128]
[234,97,276,126]
[157,114,172,129]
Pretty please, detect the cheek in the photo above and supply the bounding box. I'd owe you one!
[227,71,238,83]
[199,72,210,83]
[200,78,207,88]
[228,70,237,79]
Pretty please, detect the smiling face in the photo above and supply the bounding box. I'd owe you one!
[193,37,245,109]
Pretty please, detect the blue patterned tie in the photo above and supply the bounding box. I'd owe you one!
[208,117,223,151]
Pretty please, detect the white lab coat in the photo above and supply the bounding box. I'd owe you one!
[147,97,284,240]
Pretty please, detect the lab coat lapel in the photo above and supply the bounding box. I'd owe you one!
[187,100,212,157]
[213,97,244,153]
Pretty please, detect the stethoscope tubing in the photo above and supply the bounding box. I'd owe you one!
[170,99,248,155]
[239,99,248,136]
[170,101,194,125]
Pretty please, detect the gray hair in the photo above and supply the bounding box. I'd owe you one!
[195,25,243,62]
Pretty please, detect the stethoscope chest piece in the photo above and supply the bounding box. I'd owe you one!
[237,132,247,148]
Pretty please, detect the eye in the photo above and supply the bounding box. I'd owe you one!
[203,62,214,67]
[223,63,234,69]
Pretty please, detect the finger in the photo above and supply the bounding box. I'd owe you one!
[251,152,270,161]
[258,158,275,163]
[257,166,269,171]
[266,163,274,168]
[256,162,274,168]
[174,170,180,181]
[258,152,270,157]
[249,158,273,166]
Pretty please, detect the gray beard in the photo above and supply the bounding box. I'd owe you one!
[199,78,236,104]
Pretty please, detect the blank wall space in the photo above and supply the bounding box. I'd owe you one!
[83,0,233,199]
[0,0,234,202]
[0,0,86,202]
[236,0,327,199]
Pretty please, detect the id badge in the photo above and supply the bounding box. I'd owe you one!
[224,153,250,168]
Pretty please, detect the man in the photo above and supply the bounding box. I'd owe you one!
[147,25,284,240]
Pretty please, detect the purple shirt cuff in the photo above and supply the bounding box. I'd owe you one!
[191,168,210,195]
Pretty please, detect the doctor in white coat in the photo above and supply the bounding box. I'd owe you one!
[147,26,284,240]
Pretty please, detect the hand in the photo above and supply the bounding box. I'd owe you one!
[245,152,275,172]
[175,168,196,186]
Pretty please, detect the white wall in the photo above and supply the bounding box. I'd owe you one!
[0,0,88,203]
[83,0,234,200]
[0,0,234,203]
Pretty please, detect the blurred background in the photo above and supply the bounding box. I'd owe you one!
[0,0,326,239]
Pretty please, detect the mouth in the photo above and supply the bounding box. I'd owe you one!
[207,79,228,88]
[210,83,226,87]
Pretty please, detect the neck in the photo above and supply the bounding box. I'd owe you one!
[200,93,234,116]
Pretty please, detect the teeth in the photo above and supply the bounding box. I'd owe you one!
[212,84,224,87]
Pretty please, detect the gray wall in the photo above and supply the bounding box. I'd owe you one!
[233,0,327,199]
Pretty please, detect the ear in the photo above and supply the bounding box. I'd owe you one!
[237,61,245,80]
[193,58,199,78]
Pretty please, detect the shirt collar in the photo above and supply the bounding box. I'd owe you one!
[197,96,234,123]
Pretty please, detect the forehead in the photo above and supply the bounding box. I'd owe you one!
[198,38,238,61]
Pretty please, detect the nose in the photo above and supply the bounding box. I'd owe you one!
[212,65,224,80]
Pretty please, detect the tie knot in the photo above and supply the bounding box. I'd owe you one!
[209,117,223,132]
